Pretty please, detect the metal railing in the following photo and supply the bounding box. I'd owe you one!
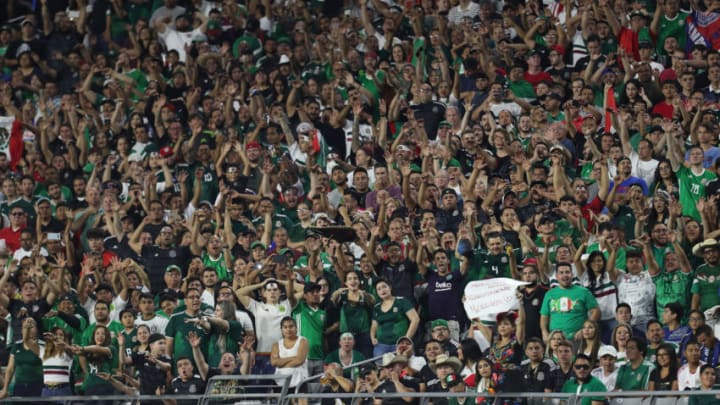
[4,379,720,404]
[283,390,720,405]
[294,354,385,395]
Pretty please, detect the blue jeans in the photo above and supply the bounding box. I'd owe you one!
[251,353,276,375]
[42,384,73,403]
[373,343,396,358]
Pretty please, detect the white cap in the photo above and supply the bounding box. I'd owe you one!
[598,345,618,358]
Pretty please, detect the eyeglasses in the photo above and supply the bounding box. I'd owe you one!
[657,352,669,357]
[186,295,201,300]
[574,364,590,370]
[11,212,24,216]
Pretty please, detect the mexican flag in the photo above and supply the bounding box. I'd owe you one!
[0,116,25,169]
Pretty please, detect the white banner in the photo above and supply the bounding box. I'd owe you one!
[464,278,528,322]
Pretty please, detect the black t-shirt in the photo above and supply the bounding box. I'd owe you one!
[521,361,553,393]
[425,379,450,405]
[411,102,446,140]
[320,383,353,405]
[6,38,46,60]
[549,366,574,393]
[376,376,420,405]
[130,351,172,395]
[522,286,549,341]
[145,222,169,242]
[141,245,192,293]
[375,259,418,304]
[649,368,676,391]
[44,30,82,59]
[105,235,144,265]
[170,375,205,405]
[8,298,51,343]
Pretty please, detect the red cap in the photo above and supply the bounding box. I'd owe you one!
[159,146,173,157]
[246,141,262,150]
[659,68,677,83]
[552,45,565,55]
[163,103,176,112]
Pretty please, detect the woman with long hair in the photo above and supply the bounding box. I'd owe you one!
[0,318,43,399]
[546,330,567,363]
[41,327,75,399]
[575,244,619,338]
[196,300,245,368]
[466,358,502,405]
[457,338,484,379]
[648,343,679,392]
[610,323,633,364]
[77,324,117,402]
[331,271,375,359]
[576,320,602,365]
[370,278,420,357]
[652,159,679,196]
[271,317,309,394]
[473,312,523,374]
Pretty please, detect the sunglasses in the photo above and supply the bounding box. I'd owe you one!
[574,364,590,370]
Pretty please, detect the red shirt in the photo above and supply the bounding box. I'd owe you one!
[524,71,552,88]
[0,225,26,252]
[581,196,605,232]
[652,101,675,120]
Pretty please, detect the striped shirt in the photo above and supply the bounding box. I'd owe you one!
[40,347,73,384]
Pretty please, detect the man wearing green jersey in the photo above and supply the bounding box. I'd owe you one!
[541,262,600,340]
[165,288,210,365]
[561,354,607,405]
[292,282,327,379]
[691,238,720,311]
[672,145,717,221]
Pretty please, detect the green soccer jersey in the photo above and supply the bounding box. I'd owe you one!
[677,166,717,222]
[653,270,693,323]
[202,251,232,282]
[43,313,88,344]
[691,264,720,311]
[292,300,327,360]
[561,376,607,405]
[540,285,599,338]
[373,297,413,345]
[207,320,244,368]
[337,291,373,335]
[615,361,654,391]
[466,250,515,282]
[81,345,118,391]
[81,321,124,346]
[9,342,43,384]
[165,311,210,363]
[656,13,689,55]
[190,162,219,203]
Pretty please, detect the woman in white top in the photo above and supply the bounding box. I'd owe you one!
[271,317,309,393]
[41,326,74,399]
[236,277,302,374]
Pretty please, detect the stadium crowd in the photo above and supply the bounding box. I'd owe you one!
[4,0,720,404]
